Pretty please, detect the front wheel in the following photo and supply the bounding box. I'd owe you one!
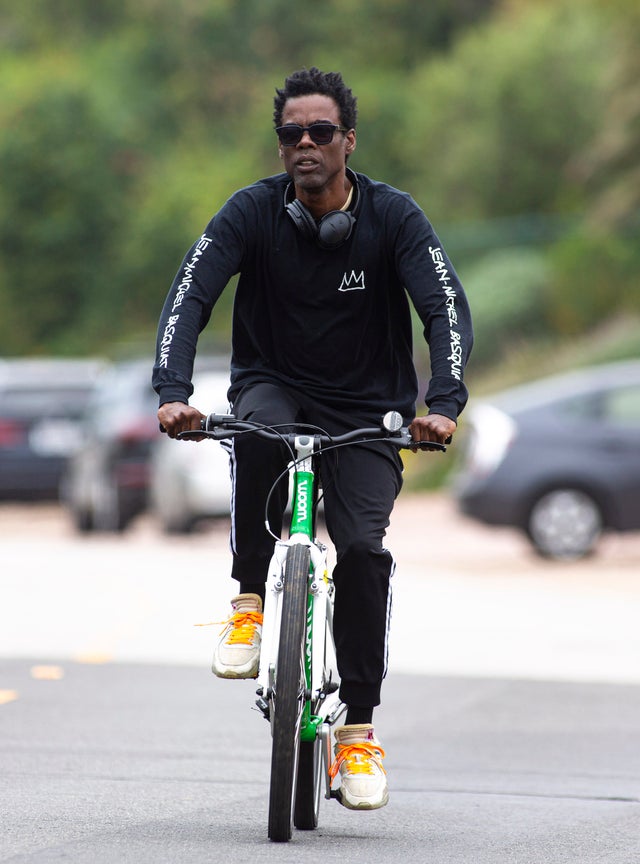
[267,543,310,842]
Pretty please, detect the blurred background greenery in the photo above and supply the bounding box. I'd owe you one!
[1,0,638,393]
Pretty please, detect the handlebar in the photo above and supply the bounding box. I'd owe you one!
[177,411,447,452]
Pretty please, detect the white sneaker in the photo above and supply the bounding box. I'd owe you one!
[211,594,263,679]
[330,724,389,810]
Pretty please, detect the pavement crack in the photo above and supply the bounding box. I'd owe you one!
[406,786,640,804]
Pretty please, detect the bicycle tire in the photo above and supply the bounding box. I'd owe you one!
[267,543,310,842]
[294,736,323,829]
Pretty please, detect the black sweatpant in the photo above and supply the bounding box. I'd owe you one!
[228,381,403,709]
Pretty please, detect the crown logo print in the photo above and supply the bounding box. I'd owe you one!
[338,270,366,292]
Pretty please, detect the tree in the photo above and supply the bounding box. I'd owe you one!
[0,61,138,352]
[400,1,613,224]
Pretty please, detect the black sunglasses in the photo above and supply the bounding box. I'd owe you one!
[275,123,348,147]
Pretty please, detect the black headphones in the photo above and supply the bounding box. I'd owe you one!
[284,168,360,250]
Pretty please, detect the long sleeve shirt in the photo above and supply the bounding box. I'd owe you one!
[153,170,473,422]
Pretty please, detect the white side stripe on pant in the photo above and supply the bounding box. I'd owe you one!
[382,551,395,679]
[221,437,237,555]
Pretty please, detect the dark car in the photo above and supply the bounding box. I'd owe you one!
[61,360,160,532]
[452,360,640,559]
[0,358,105,500]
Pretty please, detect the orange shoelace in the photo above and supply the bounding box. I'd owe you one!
[329,742,387,783]
[221,610,263,646]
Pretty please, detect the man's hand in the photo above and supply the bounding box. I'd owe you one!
[408,413,456,450]
[158,402,206,439]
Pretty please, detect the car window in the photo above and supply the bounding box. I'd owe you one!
[1,387,94,416]
[604,384,640,425]
[83,376,156,435]
[556,393,601,420]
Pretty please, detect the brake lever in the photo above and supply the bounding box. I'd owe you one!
[177,429,207,440]
[413,441,447,452]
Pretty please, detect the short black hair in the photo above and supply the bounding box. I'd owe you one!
[273,67,358,129]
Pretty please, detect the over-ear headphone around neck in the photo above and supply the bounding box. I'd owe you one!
[284,168,359,250]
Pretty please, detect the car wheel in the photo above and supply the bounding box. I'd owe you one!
[162,515,196,534]
[93,476,128,532]
[157,498,195,534]
[153,475,194,534]
[526,488,602,560]
[72,505,94,533]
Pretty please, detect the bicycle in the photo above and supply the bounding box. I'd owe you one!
[180,409,445,842]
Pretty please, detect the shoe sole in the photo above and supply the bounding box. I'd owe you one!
[336,789,389,810]
[212,648,260,679]
[211,664,259,679]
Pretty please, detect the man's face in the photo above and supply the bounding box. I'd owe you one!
[278,94,356,194]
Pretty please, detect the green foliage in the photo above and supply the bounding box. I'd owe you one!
[0,0,638,361]
[570,0,640,230]
[545,231,640,335]
[461,248,551,365]
[402,444,462,492]
[401,0,612,223]
[116,143,254,332]
[0,57,134,353]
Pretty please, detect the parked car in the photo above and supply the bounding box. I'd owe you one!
[0,357,105,500]
[61,360,160,532]
[149,370,233,533]
[451,360,640,559]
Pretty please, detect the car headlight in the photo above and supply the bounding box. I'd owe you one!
[464,403,516,477]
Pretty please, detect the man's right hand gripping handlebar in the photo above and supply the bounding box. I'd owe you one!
[158,401,207,440]
[407,413,456,451]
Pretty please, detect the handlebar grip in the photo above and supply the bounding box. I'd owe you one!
[202,412,236,431]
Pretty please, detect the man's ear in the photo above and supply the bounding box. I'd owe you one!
[345,130,357,156]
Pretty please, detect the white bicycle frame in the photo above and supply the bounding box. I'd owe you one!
[256,437,345,798]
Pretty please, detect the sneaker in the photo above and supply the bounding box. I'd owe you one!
[211,593,263,679]
[330,724,389,810]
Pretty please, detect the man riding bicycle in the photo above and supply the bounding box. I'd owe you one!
[153,67,473,811]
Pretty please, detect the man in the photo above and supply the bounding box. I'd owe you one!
[153,67,472,811]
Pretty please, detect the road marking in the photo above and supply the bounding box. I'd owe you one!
[30,665,65,680]
[0,690,19,705]
[73,652,113,665]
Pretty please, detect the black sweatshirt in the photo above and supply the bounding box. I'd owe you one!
[153,170,473,422]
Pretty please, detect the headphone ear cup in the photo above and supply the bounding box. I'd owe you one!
[284,189,357,249]
[316,211,355,249]
[285,199,318,241]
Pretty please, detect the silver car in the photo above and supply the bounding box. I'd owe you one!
[452,360,640,559]
[150,370,233,533]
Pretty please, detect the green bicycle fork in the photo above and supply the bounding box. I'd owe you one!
[289,467,323,742]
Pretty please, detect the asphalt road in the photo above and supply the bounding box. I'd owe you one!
[1,498,640,862]
[2,662,639,863]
